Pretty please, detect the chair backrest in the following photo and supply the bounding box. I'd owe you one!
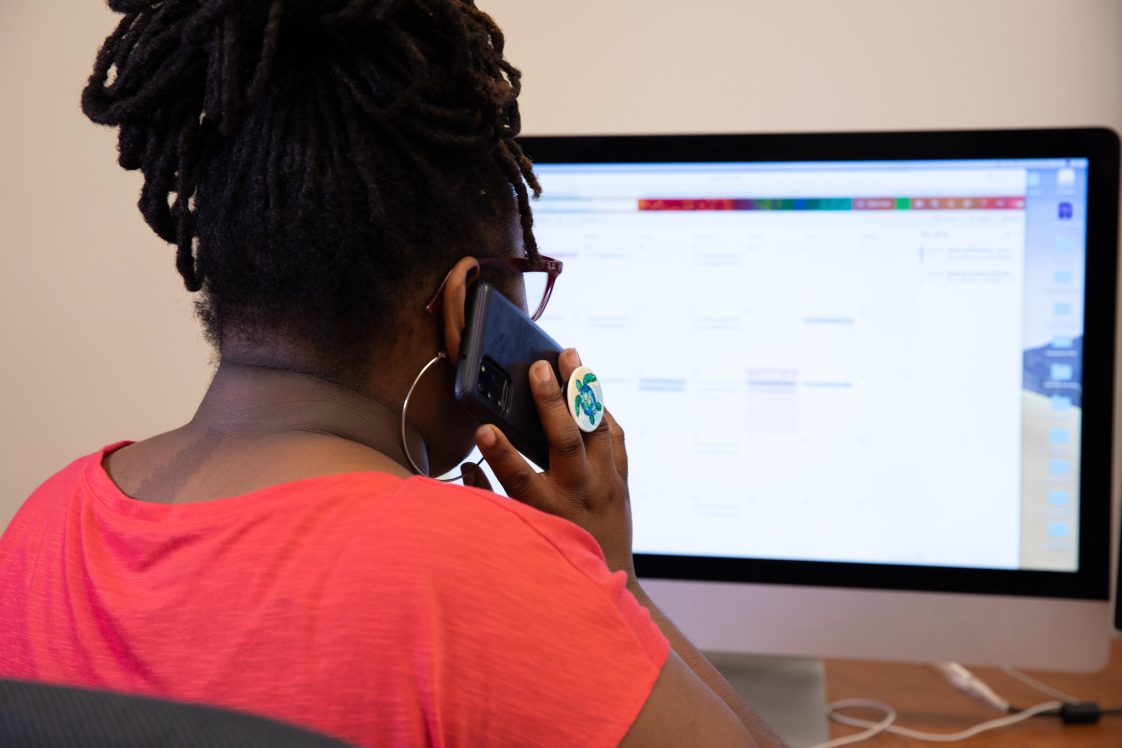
[0,678,355,747]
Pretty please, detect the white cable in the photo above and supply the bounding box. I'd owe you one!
[808,661,1069,747]
[806,699,896,748]
[1001,665,1082,704]
[932,662,1010,712]
[815,698,1063,746]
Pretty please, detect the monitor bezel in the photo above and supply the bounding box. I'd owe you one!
[519,128,1119,601]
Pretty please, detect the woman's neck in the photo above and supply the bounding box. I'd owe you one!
[191,359,426,477]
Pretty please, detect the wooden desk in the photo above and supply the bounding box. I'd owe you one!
[824,636,1122,746]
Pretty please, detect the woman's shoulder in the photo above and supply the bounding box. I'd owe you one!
[365,475,611,580]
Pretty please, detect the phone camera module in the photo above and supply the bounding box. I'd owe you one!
[477,357,511,413]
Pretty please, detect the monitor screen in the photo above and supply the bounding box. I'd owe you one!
[517,130,1117,668]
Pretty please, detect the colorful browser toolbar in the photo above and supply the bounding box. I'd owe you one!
[637,196,1026,211]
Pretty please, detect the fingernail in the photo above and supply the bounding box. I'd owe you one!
[570,348,582,366]
[533,361,553,383]
[476,425,497,447]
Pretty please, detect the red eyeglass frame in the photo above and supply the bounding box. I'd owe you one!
[424,255,564,322]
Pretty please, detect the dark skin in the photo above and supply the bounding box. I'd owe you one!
[103,250,784,748]
[105,255,484,500]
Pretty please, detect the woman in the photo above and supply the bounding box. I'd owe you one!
[0,1,781,745]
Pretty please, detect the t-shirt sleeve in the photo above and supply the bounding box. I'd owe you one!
[373,480,670,748]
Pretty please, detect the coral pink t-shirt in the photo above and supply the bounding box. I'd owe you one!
[0,443,669,747]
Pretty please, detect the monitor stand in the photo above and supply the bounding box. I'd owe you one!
[706,653,829,747]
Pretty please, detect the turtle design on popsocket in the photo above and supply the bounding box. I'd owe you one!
[566,365,605,433]
[574,372,602,428]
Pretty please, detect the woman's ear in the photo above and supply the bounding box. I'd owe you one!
[440,256,481,361]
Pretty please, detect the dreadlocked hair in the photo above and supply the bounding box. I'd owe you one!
[82,0,542,373]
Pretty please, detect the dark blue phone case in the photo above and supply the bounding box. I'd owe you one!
[455,282,563,469]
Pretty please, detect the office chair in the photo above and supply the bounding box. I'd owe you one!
[0,678,354,747]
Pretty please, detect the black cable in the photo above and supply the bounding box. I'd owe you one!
[1008,701,1122,724]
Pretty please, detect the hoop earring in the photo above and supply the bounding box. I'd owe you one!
[401,352,484,482]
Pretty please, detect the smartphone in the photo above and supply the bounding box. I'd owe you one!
[455,281,563,469]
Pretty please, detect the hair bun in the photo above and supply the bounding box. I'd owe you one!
[82,0,540,297]
[86,1,301,140]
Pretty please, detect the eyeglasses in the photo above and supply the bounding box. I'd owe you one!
[425,255,564,322]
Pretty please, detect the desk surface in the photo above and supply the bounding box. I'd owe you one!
[824,636,1122,746]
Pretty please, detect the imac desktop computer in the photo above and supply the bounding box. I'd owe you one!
[516,128,1119,743]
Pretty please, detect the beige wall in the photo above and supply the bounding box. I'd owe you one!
[2,0,1121,588]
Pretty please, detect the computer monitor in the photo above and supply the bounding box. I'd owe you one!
[518,129,1119,674]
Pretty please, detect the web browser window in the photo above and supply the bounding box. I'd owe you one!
[532,159,1088,572]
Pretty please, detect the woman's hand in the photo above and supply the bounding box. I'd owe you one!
[465,350,785,746]
[462,348,635,579]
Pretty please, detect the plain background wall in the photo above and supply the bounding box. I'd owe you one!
[2,1,1121,595]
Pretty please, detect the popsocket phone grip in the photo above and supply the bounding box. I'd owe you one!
[566,366,604,433]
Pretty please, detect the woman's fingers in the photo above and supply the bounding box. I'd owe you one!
[558,348,615,468]
[603,410,628,480]
[529,360,590,482]
[558,347,581,382]
[474,425,554,513]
